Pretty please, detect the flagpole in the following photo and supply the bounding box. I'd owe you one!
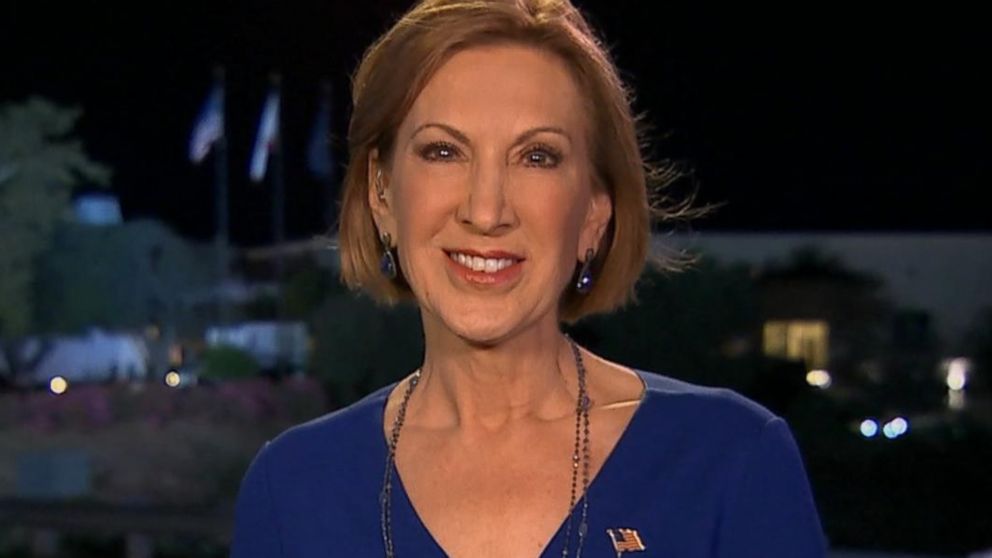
[269,73,286,294]
[319,80,336,232]
[271,75,289,375]
[213,66,231,324]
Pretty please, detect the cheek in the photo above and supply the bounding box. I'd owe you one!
[514,177,590,248]
[389,174,459,284]
[392,168,458,237]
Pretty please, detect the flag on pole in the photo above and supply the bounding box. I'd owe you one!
[249,88,280,182]
[307,83,333,180]
[189,84,224,163]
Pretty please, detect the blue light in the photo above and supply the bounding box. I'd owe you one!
[890,417,908,437]
[883,422,898,439]
[859,419,878,438]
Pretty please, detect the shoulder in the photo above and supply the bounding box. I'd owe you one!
[253,382,394,477]
[628,371,824,533]
[634,369,780,442]
[633,370,831,553]
[232,385,395,556]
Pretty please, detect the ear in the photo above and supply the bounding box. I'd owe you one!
[579,189,613,259]
[367,149,396,237]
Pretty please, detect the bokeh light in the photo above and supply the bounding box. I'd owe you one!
[889,417,908,437]
[946,358,969,391]
[165,370,182,388]
[859,419,878,438]
[806,369,832,389]
[49,376,69,395]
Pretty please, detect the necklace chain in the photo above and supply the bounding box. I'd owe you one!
[561,338,590,558]
[380,337,591,557]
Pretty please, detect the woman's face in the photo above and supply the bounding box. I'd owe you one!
[371,44,612,345]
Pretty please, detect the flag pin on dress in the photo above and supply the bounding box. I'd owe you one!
[607,528,646,556]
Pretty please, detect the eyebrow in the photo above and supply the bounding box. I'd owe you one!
[410,122,572,148]
[411,122,470,145]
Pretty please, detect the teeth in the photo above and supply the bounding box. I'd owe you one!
[448,252,518,273]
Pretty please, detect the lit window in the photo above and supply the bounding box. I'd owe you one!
[763,320,829,370]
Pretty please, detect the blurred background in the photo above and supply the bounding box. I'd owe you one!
[1,1,989,557]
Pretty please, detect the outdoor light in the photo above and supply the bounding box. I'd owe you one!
[945,358,970,391]
[889,417,908,436]
[165,370,182,388]
[49,376,69,395]
[806,369,832,389]
[882,422,897,439]
[859,419,878,438]
[882,417,908,440]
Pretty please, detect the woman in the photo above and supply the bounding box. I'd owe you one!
[232,0,826,556]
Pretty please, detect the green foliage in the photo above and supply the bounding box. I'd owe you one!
[309,291,423,404]
[572,258,758,389]
[34,219,212,333]
[200,345,261,380]
[0,97,110,335]
[241,294,279,321]
[281,262,343,320]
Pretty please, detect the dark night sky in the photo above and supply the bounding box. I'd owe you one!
[2,1,988,246]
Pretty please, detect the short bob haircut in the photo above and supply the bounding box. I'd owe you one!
[338,0,680,322]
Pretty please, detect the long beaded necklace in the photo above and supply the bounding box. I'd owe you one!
[380,338,592,557]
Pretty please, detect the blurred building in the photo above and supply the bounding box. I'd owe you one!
[667,232,991,402]
[670,232,992,350]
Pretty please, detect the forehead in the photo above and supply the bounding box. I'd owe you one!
[400,44,588,140]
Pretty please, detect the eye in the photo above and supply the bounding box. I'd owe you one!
[521,144,562,168]
[418,141,462,162]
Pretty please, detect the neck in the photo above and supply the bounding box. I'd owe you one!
[412,315,577,433]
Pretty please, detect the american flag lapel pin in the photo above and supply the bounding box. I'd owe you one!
[607,528,646,556]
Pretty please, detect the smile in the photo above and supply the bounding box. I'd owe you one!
[447,251,520,273]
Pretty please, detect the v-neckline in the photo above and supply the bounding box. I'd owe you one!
[376,369,651,557]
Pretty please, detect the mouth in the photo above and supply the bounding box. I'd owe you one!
[444,249,525,282]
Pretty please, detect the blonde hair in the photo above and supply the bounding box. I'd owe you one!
[338,0,682,322]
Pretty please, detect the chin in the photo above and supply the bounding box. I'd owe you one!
[424,297,539,348]
[415,275,564,347]
[445,313,519,347]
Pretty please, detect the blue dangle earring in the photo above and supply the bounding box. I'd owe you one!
[575,248,595,294]
[374,169,398,280]
[379,232,398,279]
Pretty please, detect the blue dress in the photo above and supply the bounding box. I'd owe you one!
[231,370,827,557]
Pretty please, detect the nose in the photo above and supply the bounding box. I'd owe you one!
[457,155,515,234]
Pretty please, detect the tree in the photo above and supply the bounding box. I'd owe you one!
[571,258,759,390]
[309,291,423,404]
[0,97,110,336]
[35,219,213,334]
[281,260,343,321]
